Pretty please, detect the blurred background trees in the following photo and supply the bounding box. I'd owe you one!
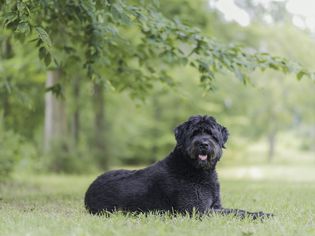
[0,0,314,178]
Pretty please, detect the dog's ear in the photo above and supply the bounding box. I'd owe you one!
[174,122,187,145]
[206,115,229,148]
[220,126,229,148]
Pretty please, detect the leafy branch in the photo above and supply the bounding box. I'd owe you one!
[1,0,313,97]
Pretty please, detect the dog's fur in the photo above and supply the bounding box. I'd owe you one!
[84,115,272,219]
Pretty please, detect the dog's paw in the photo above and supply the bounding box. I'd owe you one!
[249,211,274,220]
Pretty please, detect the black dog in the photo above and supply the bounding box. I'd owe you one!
[85,115,272,219]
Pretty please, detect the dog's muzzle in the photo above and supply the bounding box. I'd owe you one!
[197,141,212,160]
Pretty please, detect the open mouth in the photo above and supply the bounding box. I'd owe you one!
[198,154,208,161]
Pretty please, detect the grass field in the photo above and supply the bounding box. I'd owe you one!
[1,166,315,236]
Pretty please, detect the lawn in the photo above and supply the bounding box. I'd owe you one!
[0,166,315,236]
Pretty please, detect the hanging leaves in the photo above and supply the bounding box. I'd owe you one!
[35,27,52,48]
[0,0,313,98]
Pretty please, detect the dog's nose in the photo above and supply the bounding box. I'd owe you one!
[200,142,209,149]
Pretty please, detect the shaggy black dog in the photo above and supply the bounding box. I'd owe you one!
[85,115,272,219]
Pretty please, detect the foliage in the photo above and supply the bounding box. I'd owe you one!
[1,0,313,99]
[0,34,45,137]
[0,127,21,179]
[42,139,97,174]
[0,0,314,173]
[0,121,37,180]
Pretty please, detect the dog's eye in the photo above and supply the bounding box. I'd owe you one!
[212,136,220,144]
[191,130,200,137]
[191,130,203,137]
[214,137,224,147]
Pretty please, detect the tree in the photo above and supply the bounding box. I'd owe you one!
[1,1,310,90]
[44,69,67,151]
[0,0,313,169]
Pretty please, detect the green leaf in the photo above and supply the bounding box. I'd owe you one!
[35,27,52,47]
[16,2,26,12]
[44,53,52,66]
[297,70,308,80]
[45,83,63,98]
[39,47,46,60]
[235,69,245,83]
[3,12,18,27]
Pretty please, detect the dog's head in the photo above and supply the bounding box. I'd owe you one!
[174,115,228,170]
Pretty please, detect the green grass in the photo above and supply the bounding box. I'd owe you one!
[1,168,315,236]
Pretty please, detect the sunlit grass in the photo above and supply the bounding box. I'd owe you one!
[220,130,315,167]
[1,167,315,236]
[219,165,315,182]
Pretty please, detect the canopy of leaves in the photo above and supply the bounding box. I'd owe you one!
[1,0,313,98]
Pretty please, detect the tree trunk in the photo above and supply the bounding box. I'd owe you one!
[1,37,13,126]
[44,69,67,152]
[267,129,276,162]
[92,82,107,169]
[72,76,81,145]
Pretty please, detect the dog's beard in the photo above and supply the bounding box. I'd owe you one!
[185,145,216,170]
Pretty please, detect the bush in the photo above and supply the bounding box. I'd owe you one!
[0,122,38,180]
[0,127,22,180]
[43,139,97,174]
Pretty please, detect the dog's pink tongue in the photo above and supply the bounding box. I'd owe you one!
[198,154,207,161]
